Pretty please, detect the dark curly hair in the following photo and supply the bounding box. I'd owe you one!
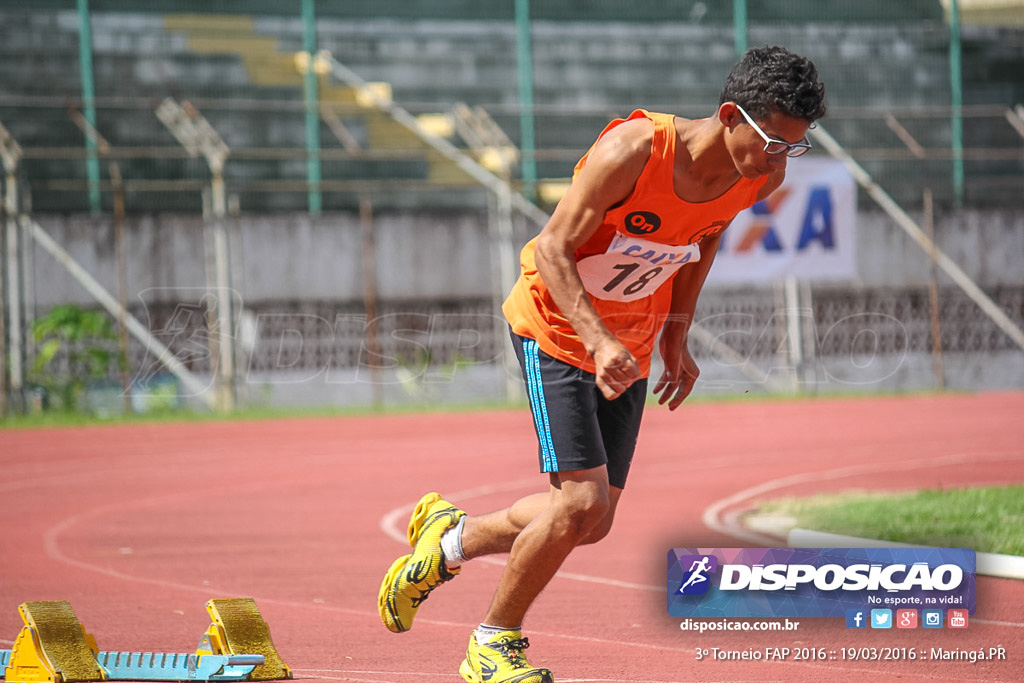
[719,46,827,123]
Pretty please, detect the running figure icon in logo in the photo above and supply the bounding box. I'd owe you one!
[677,555,718,595]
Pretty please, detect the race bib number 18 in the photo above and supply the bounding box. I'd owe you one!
[577,232,701,302]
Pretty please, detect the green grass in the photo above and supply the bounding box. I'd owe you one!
[0,398,525,430]
[754,486,1024,556]
[3,386,959,430]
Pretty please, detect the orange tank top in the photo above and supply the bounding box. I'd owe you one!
[502,109,767,376]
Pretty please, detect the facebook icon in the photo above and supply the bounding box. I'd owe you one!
[845,609,867,629]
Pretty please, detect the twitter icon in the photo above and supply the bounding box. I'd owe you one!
[870,609,893,629]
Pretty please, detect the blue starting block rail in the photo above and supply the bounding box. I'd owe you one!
[1,651,264,679]
[0,649,263,682]
[96,651,264,681]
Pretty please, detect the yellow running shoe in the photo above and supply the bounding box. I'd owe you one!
[459,630,554,683]
[378,492,465,633]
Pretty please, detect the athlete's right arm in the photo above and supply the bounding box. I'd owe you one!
[533,118,652,400]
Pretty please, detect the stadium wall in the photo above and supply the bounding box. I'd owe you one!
[24,207,1024,408]
[28,209,1024,309]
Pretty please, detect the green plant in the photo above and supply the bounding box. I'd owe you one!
[31,304,123,412]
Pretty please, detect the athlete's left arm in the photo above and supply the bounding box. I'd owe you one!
[652,230,725,410]
[652,170,786,410]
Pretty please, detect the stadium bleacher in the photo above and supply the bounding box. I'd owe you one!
[0,1,1020,212]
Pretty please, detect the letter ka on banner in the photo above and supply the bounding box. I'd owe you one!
[667,548,976,618]
[707,159,857,285]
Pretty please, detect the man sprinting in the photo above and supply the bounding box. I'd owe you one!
[378,45,827,683]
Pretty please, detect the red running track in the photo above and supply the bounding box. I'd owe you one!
[1,391,1022,683]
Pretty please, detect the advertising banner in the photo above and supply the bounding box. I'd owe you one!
[708,158,858,284]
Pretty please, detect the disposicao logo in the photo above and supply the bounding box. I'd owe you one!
[667,548,976,619]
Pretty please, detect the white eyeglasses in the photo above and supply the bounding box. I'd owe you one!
[735,104,812,158]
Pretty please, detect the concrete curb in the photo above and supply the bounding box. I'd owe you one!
[787,528,1024,580]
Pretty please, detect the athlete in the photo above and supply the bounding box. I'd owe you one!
[378,46,827,683]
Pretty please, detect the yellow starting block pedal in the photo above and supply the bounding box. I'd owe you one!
[197,600,291,681]
[4,601,106,683]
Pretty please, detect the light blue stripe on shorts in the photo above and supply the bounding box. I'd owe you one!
[522,338,558,473]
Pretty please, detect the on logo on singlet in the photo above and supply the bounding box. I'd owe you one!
[625,211,662,235]
[576,232,700,302]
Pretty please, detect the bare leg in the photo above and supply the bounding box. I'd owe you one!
[460,492,548,558]
[461,482,622,559]
[477,467,613,628]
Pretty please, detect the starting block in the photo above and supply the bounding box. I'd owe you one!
[197,600,290,682]
[1,600,291,683]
